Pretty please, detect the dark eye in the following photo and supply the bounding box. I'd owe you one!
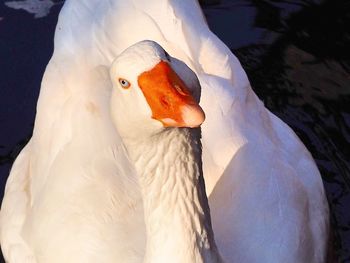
[118,78,131,89]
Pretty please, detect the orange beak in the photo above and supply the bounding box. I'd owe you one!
[138,61,205,128]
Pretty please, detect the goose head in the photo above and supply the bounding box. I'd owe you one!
[109,40,205,139]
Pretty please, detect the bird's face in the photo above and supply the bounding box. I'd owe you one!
[110,40,205,138]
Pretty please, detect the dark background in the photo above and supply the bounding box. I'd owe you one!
[0,0,349,262]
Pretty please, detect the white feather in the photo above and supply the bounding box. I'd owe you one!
[0,1,329,262]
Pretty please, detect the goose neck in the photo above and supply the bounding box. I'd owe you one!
[124,128,222,263]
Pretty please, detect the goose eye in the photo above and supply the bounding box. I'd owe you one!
[118,78,131,89]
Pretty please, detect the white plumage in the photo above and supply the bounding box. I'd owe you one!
[0,1,329,262]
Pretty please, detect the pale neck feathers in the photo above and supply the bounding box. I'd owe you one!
[123,128,222,263]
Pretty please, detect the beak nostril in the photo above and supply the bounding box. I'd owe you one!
[173,84,187,96]
[160,96,170,108]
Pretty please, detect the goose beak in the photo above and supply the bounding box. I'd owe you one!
[138,61,205,128]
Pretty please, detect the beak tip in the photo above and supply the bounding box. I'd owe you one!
[181,105,205,128]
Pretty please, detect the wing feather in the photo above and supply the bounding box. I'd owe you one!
[1,142,36,262]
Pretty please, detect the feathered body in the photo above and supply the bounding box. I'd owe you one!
[0,1,329,262]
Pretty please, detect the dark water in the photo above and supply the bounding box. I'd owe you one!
[0,0,349,262]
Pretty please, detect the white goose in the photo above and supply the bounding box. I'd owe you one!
[0,0,329,263]
[1,40,222,263]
